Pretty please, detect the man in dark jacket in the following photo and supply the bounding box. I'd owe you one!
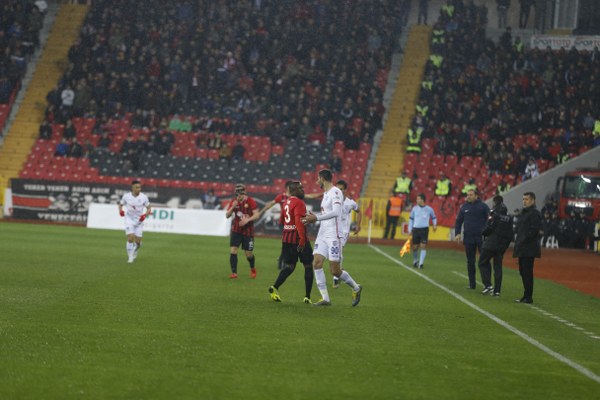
[513,192,542,304]
[479,195,513,296]
[455,189,490,289]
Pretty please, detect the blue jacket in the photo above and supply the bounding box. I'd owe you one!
[454,199,490,244]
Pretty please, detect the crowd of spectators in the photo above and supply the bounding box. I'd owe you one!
[539,195,597,250]
[1,0,45,104]
[42,0,403,163]
[413,0,600,184]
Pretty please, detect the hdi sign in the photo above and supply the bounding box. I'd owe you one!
[87,203,231,236]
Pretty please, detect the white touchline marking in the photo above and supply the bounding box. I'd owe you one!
[369,245,600,384]
[453,267,600,342]
[451,271,482,287]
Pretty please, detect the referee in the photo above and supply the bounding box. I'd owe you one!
[408,193,437,269]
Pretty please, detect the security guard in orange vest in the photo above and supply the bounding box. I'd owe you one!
[384,192,403,239]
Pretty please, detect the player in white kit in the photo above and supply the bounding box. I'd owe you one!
[118,180,152,263]
[302,169,362,306]
[332,179,361,288]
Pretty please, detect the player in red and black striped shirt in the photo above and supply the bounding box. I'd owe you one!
[268,181,314,303]
[225,184,259,279]
[258,180,293,270]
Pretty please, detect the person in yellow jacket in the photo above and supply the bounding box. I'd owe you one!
[384,192,403,239]
[435,173,452,196]
[393,171,412,196]
[406,126,423,153]
[461,178,477,196]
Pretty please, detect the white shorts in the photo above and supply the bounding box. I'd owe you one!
[125,218,144,237]
[313,236,342,262]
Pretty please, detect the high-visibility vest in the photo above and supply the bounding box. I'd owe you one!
[429,54,443,68]
[461,183,477,194]
[388,197,403,216]
[497,183,511,194]
[432,29,445,44]
[395,177,411,194]
[442,4,454,17]
[435,179,450,196]
[557,153,569,164]
[514,41,524,53]
[416,104,429,117]
[594,120,600,136]
[406,127,422,152]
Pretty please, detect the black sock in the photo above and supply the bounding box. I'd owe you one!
[277,254,284,270]
[304,266,314,298]
[247,255,255,269]
[230,254,238,273]
[274,264,295,288]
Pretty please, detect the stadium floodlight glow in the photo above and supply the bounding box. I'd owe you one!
[581,175,591,183]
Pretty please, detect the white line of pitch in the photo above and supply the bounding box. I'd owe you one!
[451,271,600,341]
[369,244,600,385]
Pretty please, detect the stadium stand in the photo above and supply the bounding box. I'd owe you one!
[403,1,599,223]
[17,0,404,198]
[0,0,52,204]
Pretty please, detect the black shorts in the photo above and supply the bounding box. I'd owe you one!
[230,232,254,251]
[281,242,314,266]
[412,227,429,245]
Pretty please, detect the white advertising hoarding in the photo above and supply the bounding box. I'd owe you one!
[530,35,600,51]
[87,203,231,236]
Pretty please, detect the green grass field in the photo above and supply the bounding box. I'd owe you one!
[0,222,599,400]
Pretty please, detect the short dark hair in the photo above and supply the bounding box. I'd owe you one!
[318,169,333,182]
[288,181,303,197]
[284,180,294,189]
[417,193,426,202]
[493,195,503,205]
[131,180,141,185]
[523,191,536,201]
[336,179,348,190]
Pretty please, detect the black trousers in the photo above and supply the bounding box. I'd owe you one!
[464,242,482,288]
[478,248,504,292]
[518,257,535,300]
[383,216,399,239]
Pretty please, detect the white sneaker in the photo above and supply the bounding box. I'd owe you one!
[128,256,134,263]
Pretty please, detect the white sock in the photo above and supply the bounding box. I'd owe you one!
[412,250,418,265]
[314,268,330,302]
[126,242,135,257]
[419,249,427,265]
[339,270,359,290]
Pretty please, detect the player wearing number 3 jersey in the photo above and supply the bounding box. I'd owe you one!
[268,181,314,303]
[302,169,362,306]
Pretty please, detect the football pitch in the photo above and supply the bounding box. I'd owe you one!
[0,222,599,400]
